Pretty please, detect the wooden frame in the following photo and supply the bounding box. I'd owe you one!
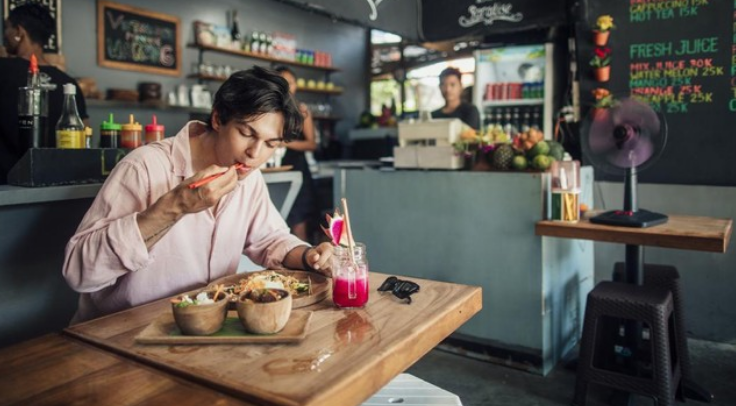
[3,0,62,53]
[96,0,181,77]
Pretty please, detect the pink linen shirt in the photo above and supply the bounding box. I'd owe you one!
[63,121,304,323]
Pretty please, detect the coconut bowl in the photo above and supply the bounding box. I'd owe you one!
[236,288,292,334]
[171,290,229,336]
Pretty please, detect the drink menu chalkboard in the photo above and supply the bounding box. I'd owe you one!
[578,0,736,186]
[96,1,180,77]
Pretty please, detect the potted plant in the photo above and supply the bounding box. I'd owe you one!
[592,15,615,46]
[590,47,612,82]
[590,88,614,119]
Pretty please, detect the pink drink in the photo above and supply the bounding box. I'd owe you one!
[333,275,369,308]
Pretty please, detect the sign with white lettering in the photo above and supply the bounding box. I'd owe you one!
[419,0,566,42]
[580,0,736,186]
[96,1,180,77]
[3,0,61,53]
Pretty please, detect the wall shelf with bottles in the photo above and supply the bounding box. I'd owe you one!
[187,43,340,73]
[86,99,210,115]
[186,73,343,95]
[481,99,544,108]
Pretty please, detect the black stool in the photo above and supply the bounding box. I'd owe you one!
[573,281,682,406]
[613,263,692,388]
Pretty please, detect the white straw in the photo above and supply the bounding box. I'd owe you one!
[341,198,357,265]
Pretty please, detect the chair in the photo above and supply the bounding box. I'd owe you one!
[362,373,463,406]
[573,281,681,406]
[613,262,692,390]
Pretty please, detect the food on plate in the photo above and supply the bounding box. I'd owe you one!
[236,271,310,297]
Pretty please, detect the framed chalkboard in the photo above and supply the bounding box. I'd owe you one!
[97,1,180,76]
[3,0,62,53]
[578,1,736,186]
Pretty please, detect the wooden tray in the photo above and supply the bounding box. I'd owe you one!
[210,270,330,309]
[134,310,312,345]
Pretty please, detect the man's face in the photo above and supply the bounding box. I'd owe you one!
[212,111,285,180]
[439,74,463,104]
[3,20,20,55]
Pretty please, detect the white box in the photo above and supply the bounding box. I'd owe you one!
[398,118,463,147]
[393,146,463,170]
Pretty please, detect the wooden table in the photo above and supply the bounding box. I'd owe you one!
[63,272,482,406]
[537,212,732,404]
[0,334,256,405]
[536,213,732,253]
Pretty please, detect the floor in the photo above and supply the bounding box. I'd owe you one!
[407,339,736,406]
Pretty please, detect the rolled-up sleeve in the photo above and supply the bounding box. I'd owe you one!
[243,173,304,268]
[63,161,153,292]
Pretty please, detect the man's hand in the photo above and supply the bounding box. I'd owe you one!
[304,242,333,277]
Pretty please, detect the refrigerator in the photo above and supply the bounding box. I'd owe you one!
[474,44,555,141]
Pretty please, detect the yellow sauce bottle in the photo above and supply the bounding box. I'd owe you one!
[55,84,85,149]
[120,114,142,149]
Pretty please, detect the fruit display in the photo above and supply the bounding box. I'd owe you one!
[483,127,569,172]
[492,144,515,170]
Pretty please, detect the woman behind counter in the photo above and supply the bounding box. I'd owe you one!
[275,66,318,242]
[432,67,480,130]
[62,66,332,323]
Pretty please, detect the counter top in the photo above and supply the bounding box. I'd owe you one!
[0,171,302,208]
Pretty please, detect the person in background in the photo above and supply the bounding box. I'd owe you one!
[62,66,332,324]
[0,3,88,184]
[432,67,480,130]
[275,66,318,242]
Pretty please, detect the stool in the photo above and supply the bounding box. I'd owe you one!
[362,373,463,406]
[573,281,681,406]
[613,262,692,390]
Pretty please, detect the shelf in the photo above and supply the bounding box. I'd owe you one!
[297,87,343,95]
[188,43,340,73]
[187,74,343,95]
[482,99,544,107]
[86,99,210,115]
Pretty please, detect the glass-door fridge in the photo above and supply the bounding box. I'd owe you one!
[474,44,555,141]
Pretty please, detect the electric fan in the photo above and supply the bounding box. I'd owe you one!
[581,97,668,228]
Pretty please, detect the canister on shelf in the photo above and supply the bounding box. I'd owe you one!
[120,114,142,149]
[145,114,165,144]
[100,113,121,148]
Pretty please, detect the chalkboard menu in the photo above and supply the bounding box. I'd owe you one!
[3,0,61,53]
[578,0,736,186]
[96,1,180,77]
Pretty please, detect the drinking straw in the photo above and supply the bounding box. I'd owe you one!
[340,198,357,265]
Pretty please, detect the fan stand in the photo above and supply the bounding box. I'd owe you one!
[590,167,669,229]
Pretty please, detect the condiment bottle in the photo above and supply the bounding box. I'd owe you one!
[120,114,142,149]
[55,84,85,149]
[100,113,121,148]
[84,126,93,149]
[144,114,165,144]
[18,54,49,149]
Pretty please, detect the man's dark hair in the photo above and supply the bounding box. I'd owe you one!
[208,66,303,141]
[439,67,462,83]
[8,3,55,46]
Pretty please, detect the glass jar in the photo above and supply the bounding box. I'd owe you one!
[331,243,369,308]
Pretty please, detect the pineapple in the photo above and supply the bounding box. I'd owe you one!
[492,144,514,170]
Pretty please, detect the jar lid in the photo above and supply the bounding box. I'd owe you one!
[100,113,122,131]
[122,114,142,131]
[145,114,165,132]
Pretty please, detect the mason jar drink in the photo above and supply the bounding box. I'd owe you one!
[331,243,369,308]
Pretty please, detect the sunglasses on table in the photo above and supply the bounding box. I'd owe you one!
[377,276,420,304]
